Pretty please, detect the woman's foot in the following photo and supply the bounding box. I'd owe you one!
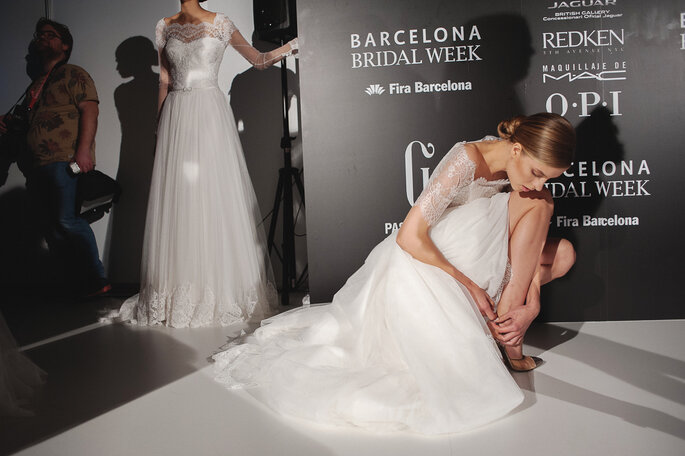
[498,344,543,372]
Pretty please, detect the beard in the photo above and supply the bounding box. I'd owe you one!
[33,40,64,62]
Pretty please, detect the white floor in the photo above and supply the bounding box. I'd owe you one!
[2,315,684,456]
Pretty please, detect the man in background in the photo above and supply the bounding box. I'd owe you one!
[0,18,109,296]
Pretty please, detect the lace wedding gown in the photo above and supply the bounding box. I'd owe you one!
[118,14,277,327]
[213,138,524,434]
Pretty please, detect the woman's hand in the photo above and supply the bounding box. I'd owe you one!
[467,284,497,321]
[288,38,299,55]
[488,306,538,346]
[397,206,498,321]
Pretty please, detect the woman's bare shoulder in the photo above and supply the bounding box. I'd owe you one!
[163,14,180,26]
[165,11,217,26]
[462,142,486,169]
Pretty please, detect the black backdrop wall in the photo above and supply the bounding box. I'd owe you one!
[296,0,685,320]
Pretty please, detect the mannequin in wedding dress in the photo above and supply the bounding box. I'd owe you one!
[117,0,298,327]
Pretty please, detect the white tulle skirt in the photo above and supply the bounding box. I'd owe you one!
[118,87,276,327]
[213,192,523,434]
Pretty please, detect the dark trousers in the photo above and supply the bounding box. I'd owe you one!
[26,161,105,284]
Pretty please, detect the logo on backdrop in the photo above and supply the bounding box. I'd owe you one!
[543,0,622,22]
[382,140,437,235]
[549,0,616,7]
[350,24,483,69]
[404,140,435,206]
[364,81,473,96]
[548,157,649,228]
[541,64,626,83]
[538,0,627,119]
[542,28,624,54]
[393,142,651,234]
[681,12,685,50]
[365,84,385,95]
[352,23,484,101]
[545,91,622,117]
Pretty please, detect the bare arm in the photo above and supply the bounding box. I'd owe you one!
[397,208,474,285]
[396,207,497,320]
[73,100,98,173]
[395,144,497,320]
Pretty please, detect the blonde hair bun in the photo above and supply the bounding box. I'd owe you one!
[497,113,575,168]
[497,116,525,140]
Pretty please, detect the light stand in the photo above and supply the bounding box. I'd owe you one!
[266,52,306,306]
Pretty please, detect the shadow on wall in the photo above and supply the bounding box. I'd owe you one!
[447,12,534,137]
[229,36,306,291]
[414,11,536,151]
[105,36,158,285]
[544,107,625,321]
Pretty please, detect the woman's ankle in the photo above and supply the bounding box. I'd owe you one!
[504,344,523,360]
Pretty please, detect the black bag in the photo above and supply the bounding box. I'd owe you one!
[76,170,122,223]
[0,96,31,163]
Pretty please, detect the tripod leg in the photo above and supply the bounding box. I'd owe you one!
[296,263,308,289]
[267,170,285,256]
[293,168,305,205]
[282,166,295,306]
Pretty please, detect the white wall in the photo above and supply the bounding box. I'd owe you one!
[0,0,46,190]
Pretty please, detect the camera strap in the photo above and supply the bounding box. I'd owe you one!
[4,85,30,117]
[4,61,63,117]
[26,66,55,111]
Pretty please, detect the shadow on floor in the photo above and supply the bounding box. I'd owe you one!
[511,322,685,440]
[0,324,198,455]
[0,290,125,347]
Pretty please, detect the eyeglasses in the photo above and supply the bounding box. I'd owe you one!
[34,30,61,41]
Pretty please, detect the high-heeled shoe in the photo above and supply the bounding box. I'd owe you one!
[498,344,543,372]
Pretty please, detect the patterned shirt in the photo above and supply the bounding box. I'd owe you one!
[23,63,98,170]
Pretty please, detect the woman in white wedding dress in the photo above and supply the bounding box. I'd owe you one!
[118,0,297,327]
[213,113,576,434]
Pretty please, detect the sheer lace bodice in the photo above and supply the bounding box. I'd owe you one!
[155,14,236,90]
[155,13,297,92]
[415,136,510,226]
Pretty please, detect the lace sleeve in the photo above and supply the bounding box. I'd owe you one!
[155,18,166,49]
[215,13,237,41]
[155,18,170,112]
[225,16,297,70]
[414,143,476,226]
